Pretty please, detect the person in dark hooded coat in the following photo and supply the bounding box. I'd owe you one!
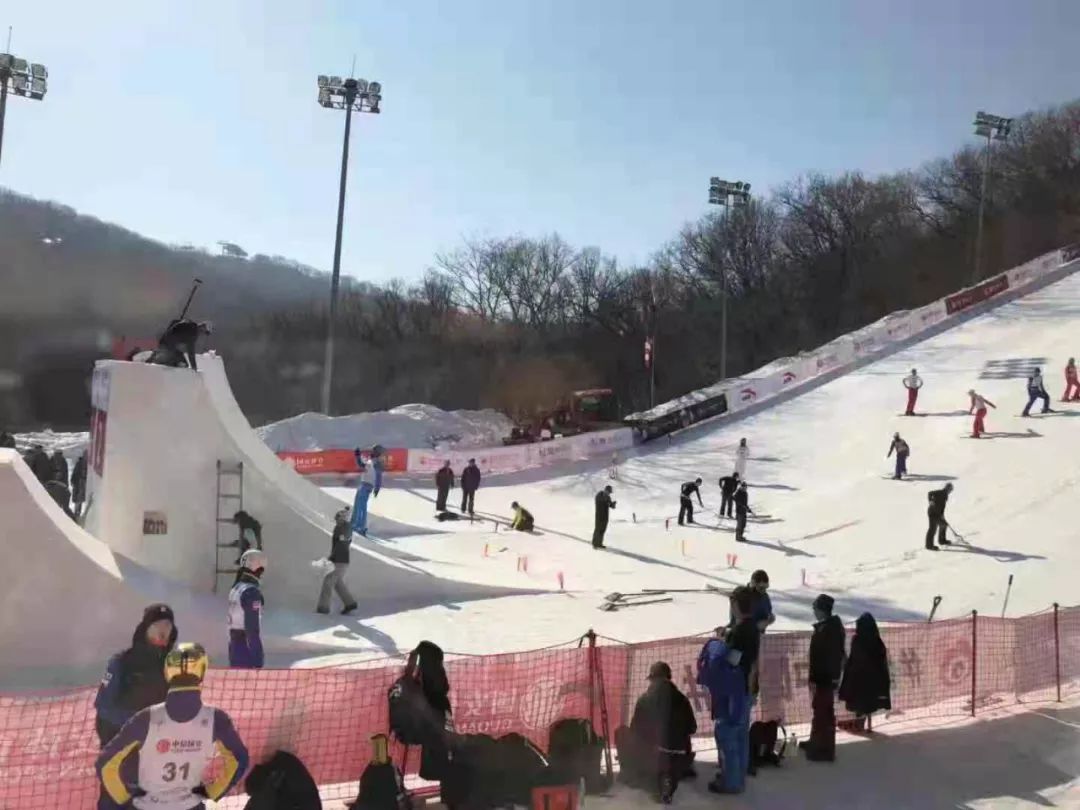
[50,449,69,484]
[23,444,52,485]
[838,612,891,726]
[409,641,453,783]
[93,604,179,746]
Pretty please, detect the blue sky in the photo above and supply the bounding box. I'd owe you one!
[3,0,1078,283]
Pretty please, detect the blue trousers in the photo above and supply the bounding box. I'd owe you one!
[894,452,908,479]
[1022,390,1050,416]
[714,704,750,792]
[351,483,373,535]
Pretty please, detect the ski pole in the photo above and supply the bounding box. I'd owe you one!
[178,278,203,321]
[928,595,942,623]
[1000,574,1014,618]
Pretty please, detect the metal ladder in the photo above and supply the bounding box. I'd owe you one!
[214,460,244,592]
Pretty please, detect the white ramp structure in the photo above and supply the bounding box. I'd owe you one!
[84,356,531,612]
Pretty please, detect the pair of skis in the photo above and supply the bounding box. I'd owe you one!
[599,584,724,612]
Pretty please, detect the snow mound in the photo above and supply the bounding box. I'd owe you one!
[256,404,515,452]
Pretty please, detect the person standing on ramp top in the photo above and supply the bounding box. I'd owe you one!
[593,485,615,549]
[903,369,923,415]
[678,478,704,525]
[154,319,212,371]
[228,550,266,668]
[925,483,953,551]
[351,446,384,537]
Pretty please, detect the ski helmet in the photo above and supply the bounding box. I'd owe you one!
[239,548,267,574]
[164,642,209,686]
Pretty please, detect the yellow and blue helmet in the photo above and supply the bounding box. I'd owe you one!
[164,642,209,686]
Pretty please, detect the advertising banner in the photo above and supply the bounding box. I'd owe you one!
[944,273,1009,315]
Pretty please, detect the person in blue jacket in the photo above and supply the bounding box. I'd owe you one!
[227,549,266,669]
[697,631,751,795]
[351,446,384,536]
[97,642,249,810]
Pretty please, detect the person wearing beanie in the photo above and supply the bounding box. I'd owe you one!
[802,594,846,762]
[97,643,249,810]
[593,485,616,549]
[94,604,178,747]
[622,660,696,803]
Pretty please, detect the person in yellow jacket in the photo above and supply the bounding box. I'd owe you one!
[96,643,249,810]
[510,501,535,532]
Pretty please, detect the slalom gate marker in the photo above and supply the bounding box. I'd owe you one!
[483,543,489,558]
[665,518,670,531]
[494,521,499,532]
[633,512,637,523]
[729,554,738,569]
[557,571,565,591]
[801,568,808,587]
[516,555,529,573]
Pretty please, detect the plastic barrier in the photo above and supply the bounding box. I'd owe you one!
[0,604,1076,809]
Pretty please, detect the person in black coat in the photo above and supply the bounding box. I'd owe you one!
[925,483,953,550]
[593,485,615,549]
[0,429,16,449]
[50,449,69,484]
[71,451,88,517]
[154,318,212,370]
[23,444,52,485]
[718,473,740,518]
[678,478,704,525]
[619,661,697,803]
[733,483,754,543]
[838,612,891,729]
[802,594,846,762]
[435,461,454,512]
[410,641,453,784]
[460,458,481,516]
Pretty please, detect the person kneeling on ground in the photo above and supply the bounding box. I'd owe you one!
[510,501,534,532]
[317,508,358,616]
[616,661,696,804]
[838,612,891,732]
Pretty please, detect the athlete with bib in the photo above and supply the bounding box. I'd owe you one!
[97,643,249,810]
[228,549,266,669]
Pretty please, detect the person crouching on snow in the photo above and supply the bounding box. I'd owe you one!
[510,501,534,531]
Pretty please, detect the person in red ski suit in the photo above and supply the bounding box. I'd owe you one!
[1063,358,1079,402]
[903,369,923,416]
[968,390,996,438]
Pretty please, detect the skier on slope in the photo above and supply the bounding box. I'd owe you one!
[96,643,249,810]
[925,483,954,551]
[734,482,754,542]
[351,446,384,536]
[678,478,704,526]
[718,472,740,518]
[886,433,910,480]
[1021,368,1053,416]
[967,390,996,438]
[1063,358,1080,402]
[227,549,266,669]
[903,369,923,416]
[733,438,749,479]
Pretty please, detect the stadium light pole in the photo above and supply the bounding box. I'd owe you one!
[0,49,49,169]
[971,110,1012,286]
[707,178,751,381]
[316,74,382,415]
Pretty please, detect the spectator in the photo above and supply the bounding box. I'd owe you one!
[44,477,74,519]
[317,508,358,616]
[435,461,454,512]
[593,485,615,549]
[411,641,453,783]
[460,458,481,516]
[228,549,266,669]
[97,643,249,809]
[718,472,739,519]
[748,569,775,634]
[510,501,534,532]
[94,604,178,746]
[23,443,52,485]
[0,429,16,449]
[50,449,69,484]
[678,478,703,526]
[838,612,891,731]
[801,594,846,762]
[231,510,263,561]
[733,482,754,542]
[698,632,750,795]
[620,661,697,803]
[71,451,88,517]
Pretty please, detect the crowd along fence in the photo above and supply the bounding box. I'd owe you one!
[0,604,1077,809]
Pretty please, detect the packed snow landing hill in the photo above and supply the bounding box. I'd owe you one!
[318,266,1080,657]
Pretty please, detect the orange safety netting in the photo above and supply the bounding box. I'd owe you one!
[0,605,1077,809]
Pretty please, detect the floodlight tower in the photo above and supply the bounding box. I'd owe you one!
[971,110,1013,285]
[316,74,382,415]
[707,178,751,381]
[0,50,49,168]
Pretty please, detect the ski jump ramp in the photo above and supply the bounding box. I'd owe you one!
[82,355,532,613]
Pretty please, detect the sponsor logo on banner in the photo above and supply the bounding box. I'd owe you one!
[781,371,797,385]
[740,387,757,402]
[142,511,168,536]
[944,274,1009,315]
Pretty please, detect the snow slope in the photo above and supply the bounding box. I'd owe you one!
[257,404,514,452]
[312,264,1080,657]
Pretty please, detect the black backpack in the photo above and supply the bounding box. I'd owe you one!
[442,733,550,810]
[748,720,787,767]
[243,751,321,810]
[349,761,412,810]
[547,718,607,794]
